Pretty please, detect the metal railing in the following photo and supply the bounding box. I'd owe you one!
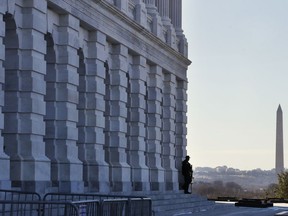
[44,192,152,216]
[43,192,145,202]
[101,198,128,216]
[0,200,100,216]
[0,189,152,216]
[129,198,152,216]
[0,189,41,202]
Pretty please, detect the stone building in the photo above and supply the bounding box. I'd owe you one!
[0,0,190,194]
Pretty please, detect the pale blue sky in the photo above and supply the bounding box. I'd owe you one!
[183,0,288,170]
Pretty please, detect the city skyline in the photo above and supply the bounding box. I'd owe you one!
[183,0,288,170]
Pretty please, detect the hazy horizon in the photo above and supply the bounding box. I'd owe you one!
[183,0,288,170]
[194,164,277,171]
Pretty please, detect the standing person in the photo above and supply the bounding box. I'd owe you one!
[182,155,193,194]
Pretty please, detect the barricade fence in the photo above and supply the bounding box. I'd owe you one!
[101,198,128,216]
[0,189,41,202]
[43,192,146,202]
[0,200,100,216]
[0,190,152,216]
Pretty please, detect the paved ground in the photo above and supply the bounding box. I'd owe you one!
[173,202,288,216]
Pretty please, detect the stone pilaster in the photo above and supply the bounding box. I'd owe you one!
[128,55,150,191]
[175,79,188,189]
[77,31,109,192]
[170,0,187,55]
[146,65,164,191]
[162,73,178,191]
[169,0,182,34]
[0,6,10,189]
[105,44,131,192]
[45,14,83,192]
[3,1,50,192]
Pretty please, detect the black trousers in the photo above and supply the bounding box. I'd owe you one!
[183,175,192,192]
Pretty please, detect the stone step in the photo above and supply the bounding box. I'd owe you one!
[146,191,215,216]
[153,199,213,211]
[152,196,209,206]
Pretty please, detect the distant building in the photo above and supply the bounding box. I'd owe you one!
[276,105,284,174]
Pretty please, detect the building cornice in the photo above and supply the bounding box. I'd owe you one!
[47,0,191,80]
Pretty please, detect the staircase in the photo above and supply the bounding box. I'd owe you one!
[148,191,215,216]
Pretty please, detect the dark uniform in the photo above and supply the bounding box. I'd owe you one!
[182,156,193,194]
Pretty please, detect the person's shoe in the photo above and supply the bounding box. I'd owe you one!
[184,191,191,194]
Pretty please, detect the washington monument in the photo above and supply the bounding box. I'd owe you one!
[276,104,284,174]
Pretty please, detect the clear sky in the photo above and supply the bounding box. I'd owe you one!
[183,0,288,170]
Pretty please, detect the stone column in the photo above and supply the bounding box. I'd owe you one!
[155,0,177,48]
[175,79,188,189]
[77,31,109,192]
[0,5,10,189]
[162,73,178,190]
[144,0,164,39]
[169,0,188,55]
[45,14,83,192]
[146,65,164,191]
[128,55,149,191]
[3,1,50,192]
[156,0,170,24]
[105,44,131,192]
[144,0,155,4]
[169,0,182,34]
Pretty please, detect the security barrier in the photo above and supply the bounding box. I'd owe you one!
[43,192,144,202]
[0,190,152,216]
[101,198,128,216]
[129,198,152,216]
[44,192,152,215]
[0,200,100,216]
[0,189,41,201]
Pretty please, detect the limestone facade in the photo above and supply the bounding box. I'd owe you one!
[0,0,190,194]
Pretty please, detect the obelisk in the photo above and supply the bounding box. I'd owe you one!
[276,104,284,174]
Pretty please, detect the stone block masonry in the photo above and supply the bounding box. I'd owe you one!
[0,0,191,194]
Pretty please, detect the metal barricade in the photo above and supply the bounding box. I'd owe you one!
[101,198,128,216]
[43,192,152,216]
[43,192,144,202]
[0,200,40,216]
[129,198,152,216]
[0,190,151,216]
[0,189,41,201]
[70,200,100,216]
[0,200,100,216]
[43,193,99,202]
[41,201,79,216]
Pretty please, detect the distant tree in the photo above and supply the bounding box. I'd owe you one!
[213,180,224,188]
[225,182,243,197]
[276,172,288,198]
[265,183,278,198]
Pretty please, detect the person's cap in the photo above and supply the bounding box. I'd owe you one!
[185,156,190,159]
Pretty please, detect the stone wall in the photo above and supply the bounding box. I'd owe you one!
[0,0,190,194]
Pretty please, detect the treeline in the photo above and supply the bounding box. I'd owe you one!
[192,181,277,199]
[194,166,277,189]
